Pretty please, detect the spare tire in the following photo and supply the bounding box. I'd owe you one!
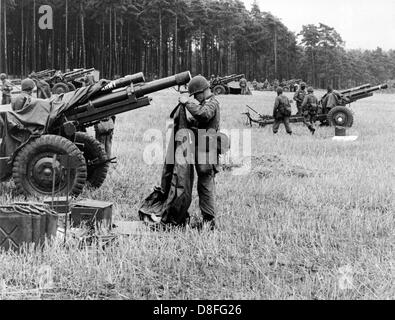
[12,135,87,197]
[52,82,69,95]
[327,106,354,127]
[74,132,109,189]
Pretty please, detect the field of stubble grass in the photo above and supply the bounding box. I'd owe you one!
[0,89,394,300]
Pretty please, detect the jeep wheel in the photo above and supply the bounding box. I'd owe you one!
[12,135,87,197]
[213,85,226,95]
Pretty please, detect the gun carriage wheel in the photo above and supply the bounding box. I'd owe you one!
[52,83,70,95]
[74,132,109,189]
[67,82,76,92]
[327,106,354,127]
[12,135,87,197]
[213,85,226,95]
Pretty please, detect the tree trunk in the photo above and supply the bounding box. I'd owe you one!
[159,9,163,78]
[3,0,7,74]
[173,15,178,74]
[65,0,68,70]
[273,28,278,79]
[80,2,86,68]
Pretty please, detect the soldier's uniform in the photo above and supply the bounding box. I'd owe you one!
[185,94,220,223]
[11,92,33,112]
[301,87,318,134]
[1,74,12,105]
[11,78,36,111]
[95,116,116,159]
[273,88,292,135]
[293,83,306,116]
[239,78,251,95]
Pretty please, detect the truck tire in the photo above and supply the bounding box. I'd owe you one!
[327,106,354,127]
[213,85,226,95]
[52,83,69,95]
[12,135,87,197]
[74,132,109,189]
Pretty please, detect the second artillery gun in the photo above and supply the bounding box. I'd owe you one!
[243,83,388,128]
[29,68,96,95]
[0,71,192,197]
[210,74,246,95]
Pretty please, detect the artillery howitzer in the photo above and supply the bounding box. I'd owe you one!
[0,71,192,198]
[210,74,245,95]
[243,83,388,128]
[29,68,96,95]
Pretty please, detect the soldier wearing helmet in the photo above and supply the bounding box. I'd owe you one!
[11,78,36,112]
[273,87,292,135]
[0,73,13,105]
[179,75,221,231]
[293,81,307,116]
[301,87,318,135]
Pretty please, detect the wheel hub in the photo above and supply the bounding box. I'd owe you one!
[31,156,65,190]
[335,113,346,125]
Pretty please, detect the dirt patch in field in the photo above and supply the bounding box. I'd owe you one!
[223,154,314,178]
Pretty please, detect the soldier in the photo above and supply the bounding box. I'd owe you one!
[179,75,221,231]
[273,87,292,135]
[0,73,13,105]
[239,78,251,95]
[301,87,318,135]
[94,116,115,159]
[293,81,306,116]
[252,79,258,90]
[273,79,279,91]
[263,78,270,90]
[11,78,36,112]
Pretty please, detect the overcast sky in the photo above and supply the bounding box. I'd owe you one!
[242,0,395,50]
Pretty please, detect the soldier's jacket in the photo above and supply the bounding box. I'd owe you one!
[321,91,342,109]
[293,89,306,105]
[185,95,220,174]
[302,94,319,113]
[273,94,292,118]
[1,80,13,97]
[11,92,33,112]
[185,95,220,131]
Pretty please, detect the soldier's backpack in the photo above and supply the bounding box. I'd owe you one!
[277,99,292,117]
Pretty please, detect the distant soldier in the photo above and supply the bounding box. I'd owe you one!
[35,79,52,99]
[239,78,252,95]
[273,79,279,91]
[321,85,348,112]
[293,81,306,116]
[273,87,292,135]
[252,79,258,90]
[263,79,270,90]
[301,87,318,135]
[0,73,13,105]
[11,78,36,112]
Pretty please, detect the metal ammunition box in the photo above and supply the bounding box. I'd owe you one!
[70,200,113,230]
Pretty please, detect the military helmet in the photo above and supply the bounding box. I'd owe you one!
[276,87,283,95]
[0,73,6,80]
[188,75,210,96]
[300,82,306,88]
[21,78,36,91]
[307,87,314,93]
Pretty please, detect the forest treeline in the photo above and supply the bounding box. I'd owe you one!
[1,0,395,88]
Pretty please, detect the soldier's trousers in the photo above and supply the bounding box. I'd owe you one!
[302,114,315,132]
[195,161,218,221]
[96,130,114,159]
[273,117,292,135]
[296,103,303,115]
[2,95,11,105]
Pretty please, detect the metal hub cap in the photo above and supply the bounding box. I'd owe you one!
[31,156,65,191]
[336,113,346,124]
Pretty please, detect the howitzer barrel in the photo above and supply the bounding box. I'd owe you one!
[346,83,388,98]
[67,71,192,117]
[341,83,371,95]
[98,73,145,95]
[134,71,192,97]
